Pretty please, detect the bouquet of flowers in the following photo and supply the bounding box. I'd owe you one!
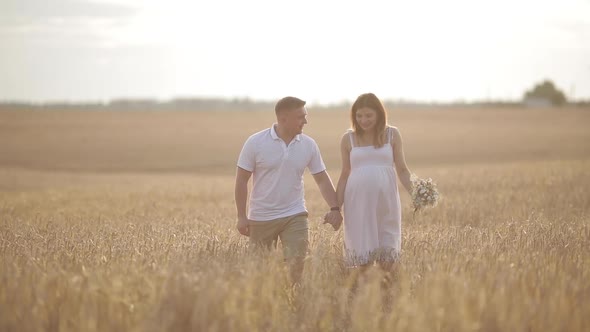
[410,174,440,213]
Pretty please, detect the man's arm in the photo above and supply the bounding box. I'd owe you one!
[312,170,338,207]
[235,167,252,236]
[312,170,343,229]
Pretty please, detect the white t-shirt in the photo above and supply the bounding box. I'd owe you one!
[237,124,326,221]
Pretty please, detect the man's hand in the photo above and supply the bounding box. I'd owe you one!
[323,210,343,231]
[236,217,250,236]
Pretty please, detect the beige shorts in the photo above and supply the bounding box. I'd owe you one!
[249,212,309,259]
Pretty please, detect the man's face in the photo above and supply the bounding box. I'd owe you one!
[282,106,308,135]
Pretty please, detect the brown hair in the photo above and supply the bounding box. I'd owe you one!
[350,93,388,148]
[275,96,306,115]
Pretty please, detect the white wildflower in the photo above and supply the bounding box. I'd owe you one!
[411,174,440,213]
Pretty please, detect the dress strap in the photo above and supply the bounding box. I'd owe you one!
[386,126,392,144]
[347,129,355,147]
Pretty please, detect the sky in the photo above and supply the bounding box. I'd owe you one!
[1,0,589,105]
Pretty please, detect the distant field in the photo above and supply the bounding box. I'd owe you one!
[1,107,589,331]
[0,107,588,176]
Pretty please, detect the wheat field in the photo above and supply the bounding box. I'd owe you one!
[1,107,589,331]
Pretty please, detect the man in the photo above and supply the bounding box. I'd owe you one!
[235,96,342,283]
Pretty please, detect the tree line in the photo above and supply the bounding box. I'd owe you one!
[1,81,588,111]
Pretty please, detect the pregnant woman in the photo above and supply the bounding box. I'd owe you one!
[336,93,413,268]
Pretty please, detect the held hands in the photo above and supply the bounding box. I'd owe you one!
[323,210,343,231]
[238,212,341,236]
[236,217,250,236]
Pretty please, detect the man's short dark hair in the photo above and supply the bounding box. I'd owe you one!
[275,96,306,115]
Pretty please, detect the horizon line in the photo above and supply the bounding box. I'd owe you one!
[2,95,589,107]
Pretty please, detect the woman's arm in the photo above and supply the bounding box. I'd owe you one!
[391,127,413,194]
[336,132,352,207]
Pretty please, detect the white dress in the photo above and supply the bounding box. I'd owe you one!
[343,127,402,266]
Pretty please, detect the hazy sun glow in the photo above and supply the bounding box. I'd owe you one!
[1,0,589,103]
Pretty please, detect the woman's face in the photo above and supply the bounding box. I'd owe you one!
[355,107,378,132]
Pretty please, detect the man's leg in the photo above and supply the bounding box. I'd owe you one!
[278,213,309,284]
[249,220,280,253]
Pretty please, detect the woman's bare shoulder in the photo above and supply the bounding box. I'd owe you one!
[388,125,401,136]
[341,130,353,147]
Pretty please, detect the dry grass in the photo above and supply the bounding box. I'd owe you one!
[1,107,589,331]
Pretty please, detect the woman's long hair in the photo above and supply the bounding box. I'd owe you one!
[350,93,388,148]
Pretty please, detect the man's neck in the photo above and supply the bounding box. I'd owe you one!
[275,124,296,144]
